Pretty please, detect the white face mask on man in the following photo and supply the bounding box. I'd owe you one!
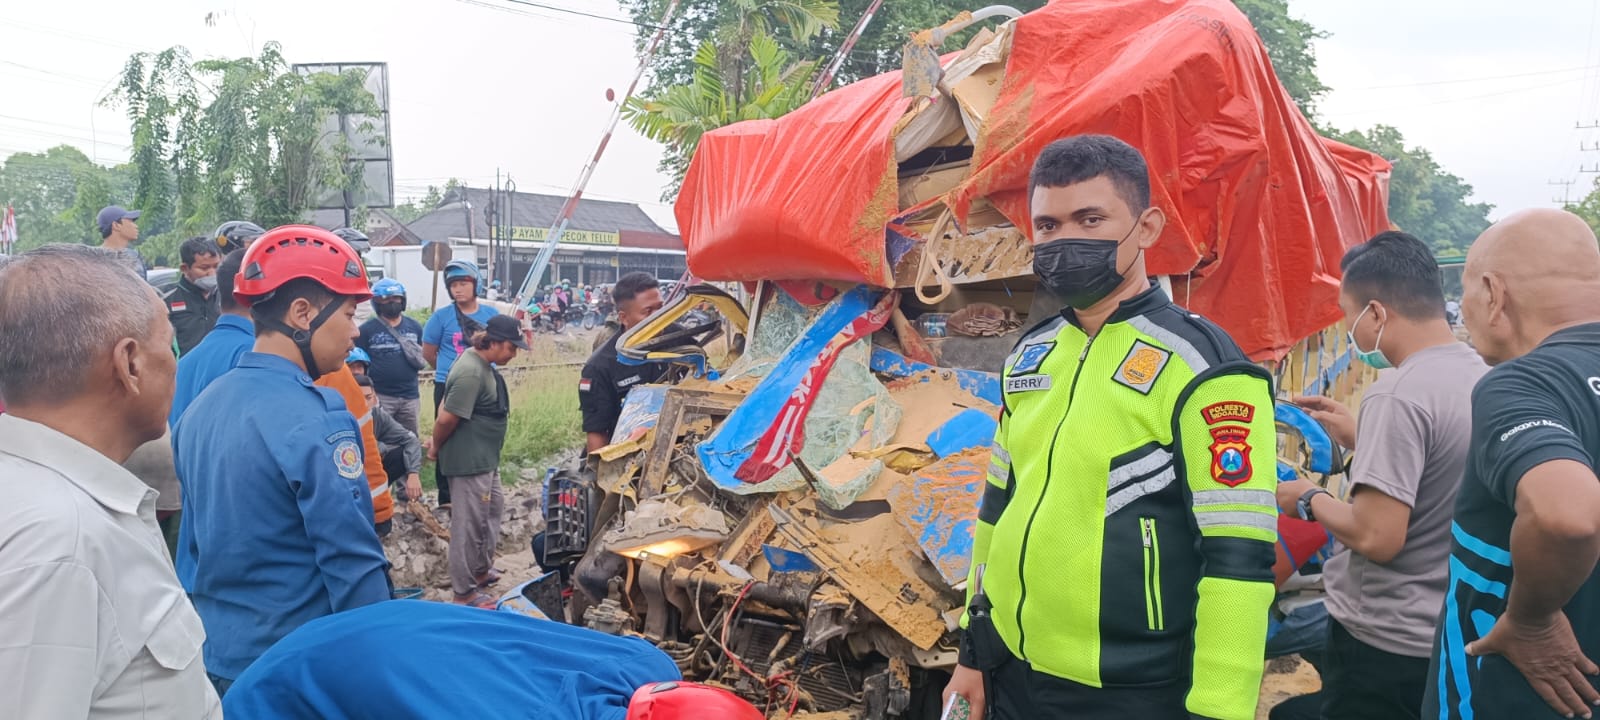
[1348,303,1392,370]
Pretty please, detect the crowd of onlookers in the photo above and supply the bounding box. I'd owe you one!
[10,131,1600,720]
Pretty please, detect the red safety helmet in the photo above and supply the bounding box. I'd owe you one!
[233,224,372,307]
[625,682,764,720]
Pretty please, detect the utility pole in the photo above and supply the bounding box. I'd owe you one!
[1551,178,1577,206]
[503,176,515,290]
[486,173,499,287]
[339,113,353,229]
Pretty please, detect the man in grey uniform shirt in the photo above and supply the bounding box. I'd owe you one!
[1278,231,1488,719]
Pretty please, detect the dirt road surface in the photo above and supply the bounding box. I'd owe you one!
[1258,656,1321,718]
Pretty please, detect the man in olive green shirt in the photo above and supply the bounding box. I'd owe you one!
[430,315,525,608]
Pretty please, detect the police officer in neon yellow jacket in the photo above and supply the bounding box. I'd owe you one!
[943,136,1278,720]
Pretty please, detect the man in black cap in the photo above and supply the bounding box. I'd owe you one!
[96,205,145,278]
[431,313,527,608]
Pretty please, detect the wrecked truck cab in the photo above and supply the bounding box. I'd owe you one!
[616,282,751,381]
[534,284,999,717]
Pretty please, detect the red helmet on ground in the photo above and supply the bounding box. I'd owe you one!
[625,681,764,720]
[233,224,372,307]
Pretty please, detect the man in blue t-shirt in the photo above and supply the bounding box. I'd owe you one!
[358,278,427,436]
[422,260,498,506]
[1427,208,1600,720]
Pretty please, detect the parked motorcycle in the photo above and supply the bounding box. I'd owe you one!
[565,303,602,331]
[528,302,565,334]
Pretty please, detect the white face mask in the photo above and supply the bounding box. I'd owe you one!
[1348,304,1393,370]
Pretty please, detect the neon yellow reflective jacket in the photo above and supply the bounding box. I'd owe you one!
[965,285,1277,720]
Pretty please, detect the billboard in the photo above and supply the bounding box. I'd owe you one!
[508,226,619,246]
[293,61,395,210]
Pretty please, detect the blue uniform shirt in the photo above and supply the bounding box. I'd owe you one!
[169,315,255,427]
[224,601,681,720]
[173,352,391,681]
[169,314,256,591]
[422,304,498,382]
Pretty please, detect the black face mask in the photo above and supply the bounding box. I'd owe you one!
[376,302,404,319]
[256,297,347,380]
[1032,223,1140,310]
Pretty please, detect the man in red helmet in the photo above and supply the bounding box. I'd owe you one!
[173,225,390,698]
[221,600,763,720]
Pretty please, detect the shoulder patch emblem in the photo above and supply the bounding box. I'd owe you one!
[1208,426,1253,486]
[1011,341,1055,375]
[1202,401,1256,425]
[1114,340,1170,394]
[579,378,592,392]
[334,439,364,480]
[170,301,188,313]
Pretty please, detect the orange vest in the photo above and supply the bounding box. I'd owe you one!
[316,365,394,525]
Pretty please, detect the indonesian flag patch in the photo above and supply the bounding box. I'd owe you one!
[170,301,188,313]
[578,378,592,392]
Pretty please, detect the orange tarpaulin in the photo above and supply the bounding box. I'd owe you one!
[675,0,1391,360]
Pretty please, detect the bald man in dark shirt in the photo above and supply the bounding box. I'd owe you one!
[1428,209,1600,720]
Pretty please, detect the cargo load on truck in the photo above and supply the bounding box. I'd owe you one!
[675,0,1390,361]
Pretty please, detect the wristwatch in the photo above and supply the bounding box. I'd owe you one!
[1296,487,1332,522]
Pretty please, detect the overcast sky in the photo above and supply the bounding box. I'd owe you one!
[4,0,1599,232]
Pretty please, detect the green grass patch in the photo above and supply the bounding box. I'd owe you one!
[417,335,591,488]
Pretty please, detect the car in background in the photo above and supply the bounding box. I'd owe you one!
[147,268,180,296]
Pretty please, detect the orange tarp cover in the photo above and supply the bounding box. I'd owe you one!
[674,0,1392,360]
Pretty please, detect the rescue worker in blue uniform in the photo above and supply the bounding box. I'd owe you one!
[169,248,252,427]
[173,225,389,697]
[168,247,253,591]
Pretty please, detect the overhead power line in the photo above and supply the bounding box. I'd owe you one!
[1359,63,1600,91]
[500,0,665,30]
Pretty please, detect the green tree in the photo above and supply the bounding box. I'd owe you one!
[1232,0,1328,119]
[622,0,838,88]
[621,0,839,194]
[624,32,818,191]
[105,42,380,256]
[1564,177,1600,239]
[391,181,454,223]
[1333,125,1489,256]
[805,0,1045,85]
[1228,2,1492,252]
[0,145,136,252]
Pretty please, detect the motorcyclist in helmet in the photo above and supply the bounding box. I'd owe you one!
[213,220,267,253]
[331,227,371,256]
[355,278,427,438]
[345,347,371,376]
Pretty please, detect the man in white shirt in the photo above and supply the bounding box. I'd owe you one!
[0,244,220,718]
